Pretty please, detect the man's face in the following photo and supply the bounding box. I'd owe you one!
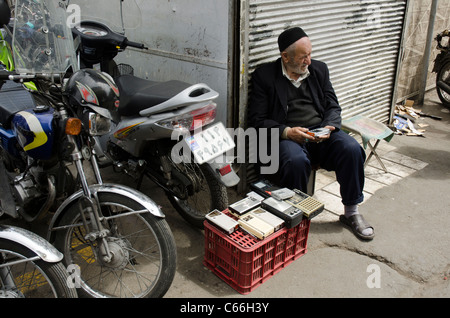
[284,37,312,75]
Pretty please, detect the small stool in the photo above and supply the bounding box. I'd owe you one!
[342,115,394,173]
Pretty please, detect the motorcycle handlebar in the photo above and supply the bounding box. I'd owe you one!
[0,70,16,81]
[0,71,61,82]
[73,21,148,51]
[124,38,148,50]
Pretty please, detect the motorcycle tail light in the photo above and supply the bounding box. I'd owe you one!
[219,164,232,176]
[66,118,82,135]
[156,102,217,131]
[189,102,217,130]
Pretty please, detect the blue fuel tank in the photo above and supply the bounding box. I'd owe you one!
[11,106,55,160]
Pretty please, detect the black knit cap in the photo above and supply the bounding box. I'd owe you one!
[278,27,308,52]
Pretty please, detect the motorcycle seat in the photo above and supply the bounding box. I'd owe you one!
[0,81,36,128]
[115,75,192,116]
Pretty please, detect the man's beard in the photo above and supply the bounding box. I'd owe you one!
[287,61,308,75]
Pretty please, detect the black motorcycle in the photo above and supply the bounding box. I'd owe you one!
[433,30,450,108]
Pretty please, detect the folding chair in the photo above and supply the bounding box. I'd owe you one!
[342,115,394,173]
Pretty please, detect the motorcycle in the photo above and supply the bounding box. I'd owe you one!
[71,14,240,229]
[433,29,450,108]
[0,0,176,298]
[0,224,78,298]
[0,4,75,299]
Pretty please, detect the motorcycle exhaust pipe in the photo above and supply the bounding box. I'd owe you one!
[437,80,450,95]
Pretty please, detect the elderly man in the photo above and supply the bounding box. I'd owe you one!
[248,27,374,240]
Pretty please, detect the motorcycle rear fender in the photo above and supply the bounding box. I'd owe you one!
[0,225,63,263]
[47,183,165,242]
[205,155,240,187]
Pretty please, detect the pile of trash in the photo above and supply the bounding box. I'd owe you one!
[393,100,441,136]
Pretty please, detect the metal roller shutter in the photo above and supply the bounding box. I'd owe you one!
[240,0,407,123]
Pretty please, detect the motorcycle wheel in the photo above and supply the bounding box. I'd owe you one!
[166,163,228,229]
[54,192,177,298]
[0,239,78,298]
[436,61,450,108]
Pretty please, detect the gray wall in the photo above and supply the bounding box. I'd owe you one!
[114,0,233,126]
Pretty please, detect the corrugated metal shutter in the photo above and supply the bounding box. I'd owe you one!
[240,0,407,123]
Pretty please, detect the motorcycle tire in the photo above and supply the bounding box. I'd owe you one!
[0,239,78,298]
[54,192,177,298]
[166,163,228,229]
[436,61,450,109]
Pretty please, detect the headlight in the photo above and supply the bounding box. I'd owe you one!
[88,112,111,136]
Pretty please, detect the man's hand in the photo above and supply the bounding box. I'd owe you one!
[286,127,313,144]
[287,126,336,144]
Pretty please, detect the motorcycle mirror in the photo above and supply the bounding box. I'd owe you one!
[0,0,11,27]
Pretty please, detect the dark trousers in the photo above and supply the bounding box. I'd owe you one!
[277,130,366,206]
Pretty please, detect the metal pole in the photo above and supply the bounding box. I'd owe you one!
[390,0,411,124]
[418,0,438,105]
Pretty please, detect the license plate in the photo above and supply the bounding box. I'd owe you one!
[183,122,235,164]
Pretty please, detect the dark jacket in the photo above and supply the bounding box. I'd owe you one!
[247,58,342,137]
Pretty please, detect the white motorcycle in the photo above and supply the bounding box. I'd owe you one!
[72,17,240,229]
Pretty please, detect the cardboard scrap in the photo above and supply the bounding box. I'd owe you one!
[393,100,428,136]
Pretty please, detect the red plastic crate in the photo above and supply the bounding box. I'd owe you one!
[203,209,310,294]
